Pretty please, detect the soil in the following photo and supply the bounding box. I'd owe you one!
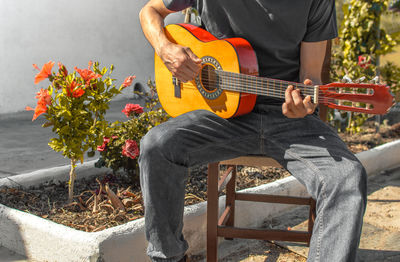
[0,121,399,234]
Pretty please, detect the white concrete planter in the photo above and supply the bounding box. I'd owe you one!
[1,140,400,262]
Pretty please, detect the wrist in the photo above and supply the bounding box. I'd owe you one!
[155,36,174,57]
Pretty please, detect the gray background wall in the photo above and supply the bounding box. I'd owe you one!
[0,0,184,114]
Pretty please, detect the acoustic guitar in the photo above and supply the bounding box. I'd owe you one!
[154,24,394,118]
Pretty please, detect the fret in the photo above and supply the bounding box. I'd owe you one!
[256,74,258,92]
[239,73,242,92]
[234,73,237,91]
[228,71,231,91]
[227,71,229,89]
[228,71,231,90]
[245,74,249,93]
[272,79,275,97]
[224,71,227,90]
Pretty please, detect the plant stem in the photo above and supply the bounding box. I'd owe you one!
[68,158,77,203]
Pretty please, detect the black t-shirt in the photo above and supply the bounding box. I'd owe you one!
[162,0,337,104]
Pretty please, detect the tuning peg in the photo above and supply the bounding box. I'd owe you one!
[355,76,366,83]
[370,76,379,84]
[341,75,353,83]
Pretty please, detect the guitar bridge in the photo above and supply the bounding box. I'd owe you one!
[173,77,181,98]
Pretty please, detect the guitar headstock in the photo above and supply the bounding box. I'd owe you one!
[318,82,395,115]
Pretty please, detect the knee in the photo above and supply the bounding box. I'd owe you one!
[139,125,167,160]
[139,123,186,164]
[327,159,367,207]
[347,160,367,196]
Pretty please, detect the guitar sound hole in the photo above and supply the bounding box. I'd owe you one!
[201,65,219,92]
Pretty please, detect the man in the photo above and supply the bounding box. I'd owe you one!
[139,1,367,261]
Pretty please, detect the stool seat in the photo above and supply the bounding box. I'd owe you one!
[220,155,282,167]
[206,156,316,262]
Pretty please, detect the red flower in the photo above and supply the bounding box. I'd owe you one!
[74,61,102,85]
[25,104,47,121]
[97,137,111,152]
[122,140,139,160]
[122,76,136,87]
[35,88,51,105]
[72,88,85,98]
[358,55,371,69]
[26,88,51,121]
[96,136,118,152]
[122,104,144,118]
[66,81,85,98]
[34,61,55,84]
[58,62,68,77]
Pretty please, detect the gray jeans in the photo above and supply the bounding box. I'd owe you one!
[139,104,367,262]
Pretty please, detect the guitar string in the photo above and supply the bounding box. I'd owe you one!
[180,81,342,104]
[215,70,316,93]
[179,81,372,108]
[199,78,316,97]
[215,70,312,87]
[200,71,317,96]
[178,82,373,110]
[203,79,316,97]
[183,77,342,100]
[204,70,375,99]
[199,74,373,106]
[200,78,375,101]
[176,70,372,108]
[199,78,320,98]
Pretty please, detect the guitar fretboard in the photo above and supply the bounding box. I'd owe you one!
[211,70,318,102]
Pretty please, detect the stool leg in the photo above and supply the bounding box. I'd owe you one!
[307,198,317,247]
[224,165,236,240]
[207,162,219,262]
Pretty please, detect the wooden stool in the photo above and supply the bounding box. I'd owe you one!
[206,156,316,261]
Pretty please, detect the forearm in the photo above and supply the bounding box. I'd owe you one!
[299,70,322,86]
[139,4,172,56]
[299,41,326,86]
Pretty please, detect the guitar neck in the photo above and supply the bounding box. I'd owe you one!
[215,70,318,102]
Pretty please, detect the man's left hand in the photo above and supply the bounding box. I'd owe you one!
[282,79,317,118]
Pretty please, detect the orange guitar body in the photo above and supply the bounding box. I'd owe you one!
[155,23,258,118]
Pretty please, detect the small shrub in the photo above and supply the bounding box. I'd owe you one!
[27,61,135,201]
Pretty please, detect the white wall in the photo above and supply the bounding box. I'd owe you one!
[0,0,184,114]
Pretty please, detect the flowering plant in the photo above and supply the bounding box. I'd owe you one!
[95,80,169,181]
[27,61,135,201]
[357,55,371,69]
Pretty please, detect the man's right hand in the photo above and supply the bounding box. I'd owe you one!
[159,42,202,83]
